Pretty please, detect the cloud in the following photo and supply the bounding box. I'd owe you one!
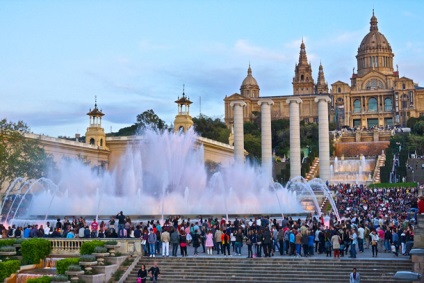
[138,39,171,52]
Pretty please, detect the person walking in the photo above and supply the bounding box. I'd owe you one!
[349,267,360,283]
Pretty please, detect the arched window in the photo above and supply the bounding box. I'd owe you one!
[353,99,361,113]
[368,98,377,112]
[100,139,103,146]
[301,74,304,81]
[384,98,392,112]
[338,87,341,93]
[89,138,95,145]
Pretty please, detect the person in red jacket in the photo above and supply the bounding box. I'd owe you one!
[418,196,424,214]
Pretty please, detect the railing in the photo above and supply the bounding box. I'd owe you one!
[48,238,137,255]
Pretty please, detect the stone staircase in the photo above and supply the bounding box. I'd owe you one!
[372,153,386,183]
[126,257,413,283]
[305,157,319,180]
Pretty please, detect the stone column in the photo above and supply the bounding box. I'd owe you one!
[258,99,274,180]
[230,100,246,163]
[286,97,302,179]
[315,96,331,182]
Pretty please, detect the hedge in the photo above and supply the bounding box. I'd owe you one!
[0,260,20,281]
[0,239,16,247]
[56,258,80,275]
[21,238,52,265]
[27,276,52,283]
[80,240,104,255]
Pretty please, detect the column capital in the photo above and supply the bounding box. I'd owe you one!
[286,97,303,105]
[314,95,331,103]
[258,99,274,106]
[230,100,247,108]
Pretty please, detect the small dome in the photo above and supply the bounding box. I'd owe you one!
[241,65,258,87]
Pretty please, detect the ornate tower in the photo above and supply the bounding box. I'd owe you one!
[240,64,260,98]
[173,86,193,133]
[315,63,328,94]
[293,40,315,95]
[85,97,107,149]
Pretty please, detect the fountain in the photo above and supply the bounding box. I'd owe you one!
[3,129,309,221]
[328,155,376,185]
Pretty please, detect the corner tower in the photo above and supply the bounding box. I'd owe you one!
[240,64,260,98]
[85,97,107,149]
[173,86,193,133]
[315,62,328,94]
[293,40,315,95]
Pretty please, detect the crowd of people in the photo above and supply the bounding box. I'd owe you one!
[0,184,421,261]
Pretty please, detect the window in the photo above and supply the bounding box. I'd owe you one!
[301,74,304,81]
[353,119,361,128]
[402,83,406,90]
[367,118,378,128]
[89,138,95,145]
[338,87,341,93]
[353,100,361,113]
[384,118,393,126]
[368,98,377,112]
[384,98,392,112]
[366,79,384,90]
[100,139,103,146]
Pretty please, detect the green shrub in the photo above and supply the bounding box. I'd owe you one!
[51,274,69,282]
[21,238,52,265]
[368,182,418,188]
[104,240,117,245]
[14,238,25,245]
[80,254,96,262]
[27,276,52,283]
[67,264,82,271]
[0,260,20,281]
[80,240,104,255]
[56,258,80,275]
[93,246,107,253]
[0,246,16,252]
[0,239,16,247]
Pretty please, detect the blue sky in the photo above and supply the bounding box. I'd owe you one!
[1,0,423,137]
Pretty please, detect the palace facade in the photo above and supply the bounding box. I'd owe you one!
[224,12,424,131]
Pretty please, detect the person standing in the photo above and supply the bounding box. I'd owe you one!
[148,262,160,283]
[116,211,126,238]
[350,228,358,258]
[161,228,170,257]
[331,232,341,259]
[349,267,360,283]
[148,228,157,257]
[357,224,364,253]
[205,230,214,255]
[392,228,399,256]
[90,219,99,238]
[170,228,179,257]
[370,230,379,257]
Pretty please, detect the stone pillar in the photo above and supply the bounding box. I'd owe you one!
[286,97,302,179]
[315,96,331,182]
[230,101,246,163]
[258,99,274,180]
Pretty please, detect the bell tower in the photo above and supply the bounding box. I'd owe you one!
[173,85,193,133]
[85,97,107,149]
[293,40,315,95]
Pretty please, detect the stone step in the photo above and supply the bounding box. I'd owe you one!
[125,257,412,283]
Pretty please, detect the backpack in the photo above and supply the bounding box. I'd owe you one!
[284,230,291,241]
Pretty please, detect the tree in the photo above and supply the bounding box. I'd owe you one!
[192,115,230,144]
[136,109,167,131]
[0,119,55,191]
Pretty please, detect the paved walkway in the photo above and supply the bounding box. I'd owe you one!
[144,243,411,261]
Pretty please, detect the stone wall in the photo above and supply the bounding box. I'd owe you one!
[335,141,389,157]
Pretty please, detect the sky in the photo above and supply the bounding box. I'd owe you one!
[1,0,424,137]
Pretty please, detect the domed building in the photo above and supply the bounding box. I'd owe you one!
[224,12,424,132]
[331,11,424,129]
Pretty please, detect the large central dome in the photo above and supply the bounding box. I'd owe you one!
[356,12,394,76]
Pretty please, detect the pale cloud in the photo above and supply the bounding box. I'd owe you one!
[234,39,286,61]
